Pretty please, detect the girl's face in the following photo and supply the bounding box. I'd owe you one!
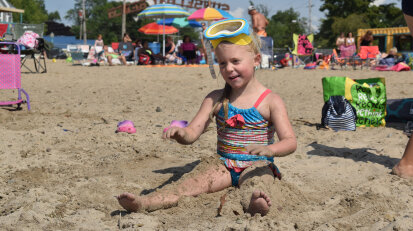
[215,43,260,89]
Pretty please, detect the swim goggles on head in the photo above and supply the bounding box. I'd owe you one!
[204,18,252,48]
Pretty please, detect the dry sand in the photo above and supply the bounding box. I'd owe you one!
[1,60,413,230]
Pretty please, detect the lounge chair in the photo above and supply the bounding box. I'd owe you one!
[0,42,30,110]
[67,45,90,65]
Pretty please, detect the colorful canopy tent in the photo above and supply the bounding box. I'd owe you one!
[357,27,411,53]
[139,22,178,35]
[138,4,190,56]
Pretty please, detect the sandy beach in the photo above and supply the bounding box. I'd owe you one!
[0,60,412,230]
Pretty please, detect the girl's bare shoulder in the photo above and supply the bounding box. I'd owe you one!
[206,89,224,101]
[265,91,286,109]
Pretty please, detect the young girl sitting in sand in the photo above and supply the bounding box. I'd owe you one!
[117,18,297,216]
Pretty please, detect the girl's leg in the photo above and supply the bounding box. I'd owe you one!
[237,162,275,216]
[117,163,232,212]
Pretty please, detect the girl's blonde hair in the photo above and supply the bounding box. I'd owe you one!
[209,33,262,125]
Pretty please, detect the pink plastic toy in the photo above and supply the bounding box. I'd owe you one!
[163,120,188,133]
[116,120,136,134]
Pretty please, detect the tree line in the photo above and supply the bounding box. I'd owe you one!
[8,0,407,48]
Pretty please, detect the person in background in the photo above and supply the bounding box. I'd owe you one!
[164,36,180,63]
[248,5,268,37]
[123,33,132,43]
[357,30,374,52]
[336,32,345,55]
[392,0,413,180]
[379,47,399,66]
[103,45,128,66]
[180,35,197,64]
[93,34,104,60]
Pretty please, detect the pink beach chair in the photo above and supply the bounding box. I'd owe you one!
[0,42,30,110]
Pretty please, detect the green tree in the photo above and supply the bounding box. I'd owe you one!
[9,0,48,23]
[47,11,61,22]
[365,3,406,28]
[318,0,406,47]
[266,8,306,48]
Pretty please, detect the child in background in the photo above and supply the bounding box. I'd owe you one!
[93,34,104,60]
[117,18,297,216]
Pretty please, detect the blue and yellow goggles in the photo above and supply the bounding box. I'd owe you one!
[204,18,252,48]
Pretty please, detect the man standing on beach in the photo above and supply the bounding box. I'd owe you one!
[248,5,269,37]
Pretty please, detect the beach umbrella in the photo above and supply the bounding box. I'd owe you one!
[216,9,234,20]
[157,18,202,28]
[138,4,190,56]
[138,22,179,35]
[187,8,233,21]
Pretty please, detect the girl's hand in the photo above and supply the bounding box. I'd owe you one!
[245,144,274,157]
[162,126,186,141]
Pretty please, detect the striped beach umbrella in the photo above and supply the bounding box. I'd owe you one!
[157,18,202,28]
[138,3,190,19]
[138,4,190,56]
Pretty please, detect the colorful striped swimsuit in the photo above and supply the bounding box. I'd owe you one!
[216,89,281,186]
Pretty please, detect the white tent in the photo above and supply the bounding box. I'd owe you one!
[0,0,24,23]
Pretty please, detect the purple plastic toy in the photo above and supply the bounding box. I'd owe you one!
[163,120,188,133]
[116,120,136,134]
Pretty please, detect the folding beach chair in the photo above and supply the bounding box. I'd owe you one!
[14,24,47,73]
[353,46,380,69]
[330,48,350,69]
[67,45,89,65]
[290,34,315,67]
[20,37,47,73]
[259,36,274,69]
[0,42,31,110]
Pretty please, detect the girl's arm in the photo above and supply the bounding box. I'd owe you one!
[247,93,297,157]
[267,94,297,156]
[163,90,221,145]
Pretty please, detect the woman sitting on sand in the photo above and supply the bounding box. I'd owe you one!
[180,35,198,64]
[103,45,128,66]
[164,36,181,63]
[117,18,297,216]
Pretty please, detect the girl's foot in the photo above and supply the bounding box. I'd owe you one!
[116,192,142,212]
[392,163,413,180]
[247,190,271,216]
